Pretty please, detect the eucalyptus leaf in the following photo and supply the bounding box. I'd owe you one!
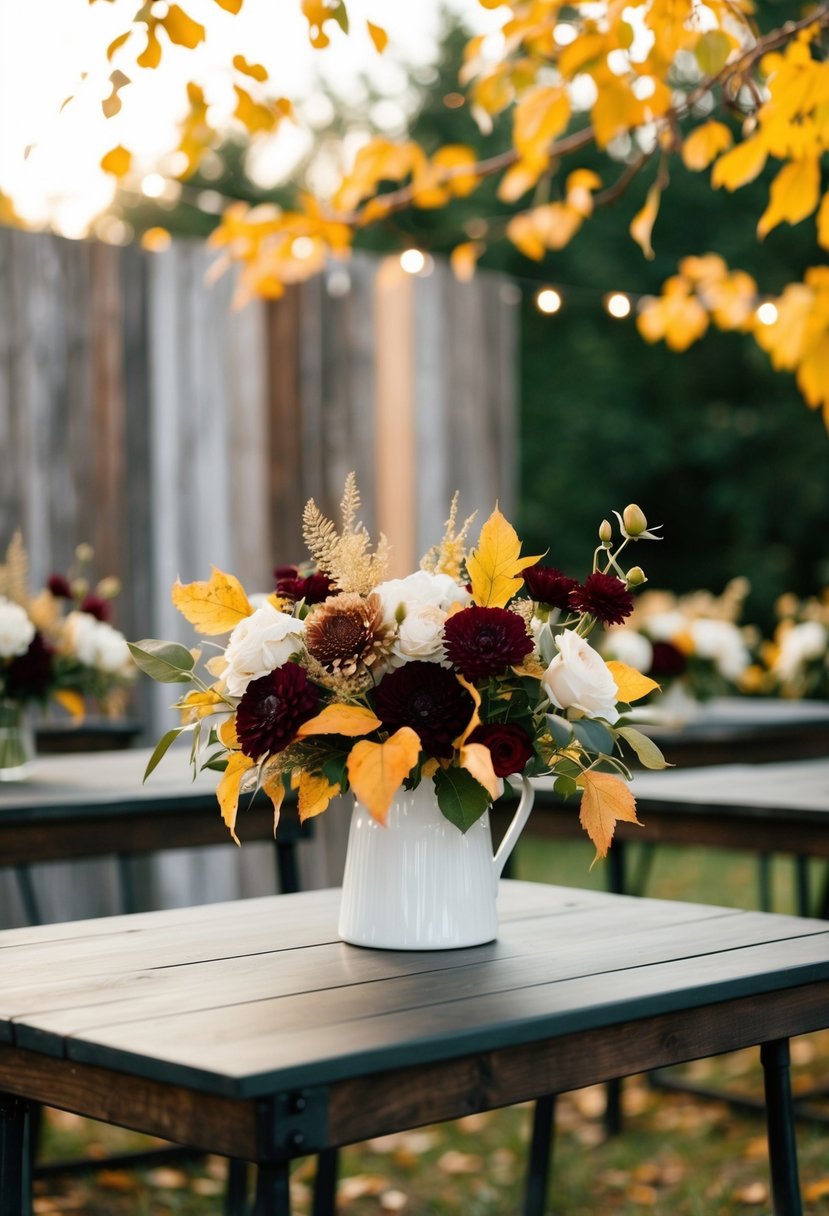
[617,725,670,770]
[572,718,615,755]
[545,713,574,746]
[143,727,186,781]
[435,767,491,834]
[536,621,556,667]
[129,639,195,683]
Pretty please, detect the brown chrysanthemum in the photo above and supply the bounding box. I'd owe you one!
[304,592,394,676]
[569,572,634,626]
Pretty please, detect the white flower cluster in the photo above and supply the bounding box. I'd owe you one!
[0,597,35,659]
[65,611,133,675]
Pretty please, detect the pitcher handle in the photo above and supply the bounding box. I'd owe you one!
[492,775,535,881]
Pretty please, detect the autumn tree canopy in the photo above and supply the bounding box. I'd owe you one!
[84,0,829,422]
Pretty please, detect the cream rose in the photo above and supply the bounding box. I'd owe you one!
[689,618,750,682]
[0,597,35,658]
[223,603,304,697]
[393,603,448,665]
[375,570,470,625]
[774,620,828,682]
[603,627,653,674]
[542,628,620,723]
[67,611,133,674]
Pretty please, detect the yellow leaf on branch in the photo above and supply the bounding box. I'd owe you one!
[162,5,206,49]
[232,54,268,82]
[681,121,733,171]
[367,20,388,53]
[637,276,709,351]
[711,135,768,191]
[217,751,254,844]
[100,145,132,177]
[450,241,484,282]
[577,770,641,860]
[467,506,541,608]
[605,661,660,703]
[757,157,820,238]
[296,703,382,737]
[171,567,253,635]
[346,727,422,824]
[297,771,340,821]
[261,765,285,834]
[630,176,664,260]
[179,687,225,722]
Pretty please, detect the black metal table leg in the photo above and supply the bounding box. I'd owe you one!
[524,1093,556,1216]
[758,854,773,911]
[0,1092,27,1216]
[794,857,810,919]
[276,842,300,896]
[311,1148,339,1216]
[254,1161,292,1215]
[224,1158,249,1215]
[762,1039,803,1216]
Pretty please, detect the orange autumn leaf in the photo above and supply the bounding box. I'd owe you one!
[467,506,541,608]
[577,770,641,860]
[366,20,388,53]
[162,5,206,49]
[757,157,821,238]
[297,771,340,822]
[453,675,482,748]
[179,687,225,722]
[53,689,86,721]
[262,765,286,833]
[218,714,239,749]
[681,120,733,171]
[450,241,484,282]
[346,726,422,824]
[217,751,254,844]
[100,145,132,177]
[605,661,660,703]
[458,741,500,800]
[711,135,768,191]
[630,178,663,260]
[296,703,382,737]
[171,567,253,635]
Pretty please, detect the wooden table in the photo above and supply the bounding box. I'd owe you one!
[0,748,310,923]
[0,882,825,1215]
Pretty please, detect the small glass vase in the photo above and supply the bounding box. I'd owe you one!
[0,699,34,782]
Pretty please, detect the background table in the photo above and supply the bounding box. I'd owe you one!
[0,882,827,1215]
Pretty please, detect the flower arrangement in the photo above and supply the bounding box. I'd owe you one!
[131,477,666,860]
[757,591,829,700]
[0,533,135,721]
[601,578,756,710]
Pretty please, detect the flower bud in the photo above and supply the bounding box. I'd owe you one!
[74,543,94,564]
[626,566,646,587]
[598,519,612,544]
[71,578,89,599]
[622,505,648,537]
[96,576,121,599]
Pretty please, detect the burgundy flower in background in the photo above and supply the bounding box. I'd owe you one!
[569,572,634,626]
[80,594,112,622]
[523,564,578,611]
[47,574,72,599]
[274,564,333,605]
[5,633,55,700]
[649,641,688,678]
[443,606,533,681]
[236,663,319,759]
[374,661,473,757]
[468,722,534,777]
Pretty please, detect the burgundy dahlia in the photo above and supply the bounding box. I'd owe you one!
[443,606,533,681]
[374,661,474,757]
[5,633,55,700]
[80,594,112,622]
[569,572,634,626]
[468,722,534,777]
[47,574,72,599]
[523,564,578,611]
[236,663,319,759]
[274,565,333,605]
[649,641,688,678]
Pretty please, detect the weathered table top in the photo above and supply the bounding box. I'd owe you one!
[0,882,827,1163]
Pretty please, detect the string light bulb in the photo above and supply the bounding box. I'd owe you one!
[535,287,562,314]
[400,248,426,274]
[755,301,778,326]
[604,292,632,319]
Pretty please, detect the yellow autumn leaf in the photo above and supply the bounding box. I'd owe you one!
[214,0,243,12]
[296,703,382,737]
[137,28,162,69]
[218,714,239,749]
[577,770,641,860]
[233,85,277,134]
[162,5,206,49]
[367,20,388,52]
[53,689,86,721]
[467,506,541,608]
[630,178,663,260]
[232,54,268,82]
[453,675,482,748]
[297,771,340,822]
[100,145,132,177]
[796,332,829,423]
[757,157,820,238]
[513,86,570,164]
[432,145,479,198]
[450,241,484,282]
[179,687,224,722]
[498,157,547,204]
[711,135,768,191]
[681,121,733,171]
[458,741,500,801]
[753,282,812,368]
[261,765,285,834]
[346,726,422,824]
[505,211,546,259]
[817,191,829,250]
[217,751,254,844]
[605,661,660,703]
[637,278,709,351]
[171,567,253,635]
[107,31,131,61]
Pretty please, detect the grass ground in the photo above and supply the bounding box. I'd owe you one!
[31,840,829,1214]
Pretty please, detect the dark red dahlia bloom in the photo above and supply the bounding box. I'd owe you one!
[569,572,634,626]
[443,606,533,681]
[47,574,72,598]
[5,633,55,700]
[274,565,333,605]
[523,564,578,611]
[374,661,473,757]
[80,594,112,622]
[236,663,319,759]
[468,722,534,777]
[649,641,687,678]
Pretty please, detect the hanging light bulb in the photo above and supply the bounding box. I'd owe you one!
[400,248,426,274]
[604,292,632,319]
[535,287,562,314]
[755,301,778,326]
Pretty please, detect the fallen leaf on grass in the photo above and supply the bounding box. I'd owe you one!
[438,1149,484,1174]
[145,1166,190,1188]
[804,1178,829,1202]
[96,1169,140,1191]
[338,1173,388,1200]
[380,1191,408,1212]
[743,1134,769,1160]
[191,1176,226,1196]
[626,1182,658,1205]
[733,1181,768,1205]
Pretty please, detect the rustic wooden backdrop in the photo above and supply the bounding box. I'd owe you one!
[0,227,519,918]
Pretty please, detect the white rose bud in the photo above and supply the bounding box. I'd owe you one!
[542,628,620,723]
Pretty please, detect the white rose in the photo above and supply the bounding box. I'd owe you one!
[689,618,750,682]
[603,628,653,674]
[375,570,470,625]
[774,621,828,681]
[645,610,689,642]
[0,597,35,658]
[67,612,132,674]
[223,603,305,697]
[542,628,620,723]
[393,604,448,665]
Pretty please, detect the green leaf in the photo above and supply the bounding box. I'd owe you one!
[546,713,574,747]
[572,719,615,755]
[695,30,732,77]
[332,0,349,34]
[435,766,491,834]
[617,725,670,770]
[553,774,579,798]
[143,727,188,781]
[129,639,195,683]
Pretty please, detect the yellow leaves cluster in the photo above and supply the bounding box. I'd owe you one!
[755,267,829,425]
[637,253,759,352]
[332,138,479,218]
[507,170,601,259]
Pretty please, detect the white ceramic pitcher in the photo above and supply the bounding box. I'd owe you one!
[338,775,535,950]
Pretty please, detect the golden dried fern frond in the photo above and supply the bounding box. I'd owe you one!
[0,531,30,604]
[420,493,476,581]
[302,474,390,596]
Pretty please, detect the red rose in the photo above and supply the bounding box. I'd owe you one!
[469,722,534,777]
